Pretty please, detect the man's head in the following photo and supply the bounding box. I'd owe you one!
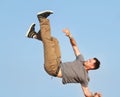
[84,57,100,70]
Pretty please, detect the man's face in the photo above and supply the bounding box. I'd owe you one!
[85,58,96,69]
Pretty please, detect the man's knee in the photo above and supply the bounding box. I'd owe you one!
[44,64,59,77]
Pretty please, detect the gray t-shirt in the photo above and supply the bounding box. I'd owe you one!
[60,54,89,87]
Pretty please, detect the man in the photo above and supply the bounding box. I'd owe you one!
[26,10,102,97]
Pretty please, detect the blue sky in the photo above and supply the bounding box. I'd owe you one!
[0,0,120,97]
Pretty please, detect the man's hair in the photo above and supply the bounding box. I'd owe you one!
[93,57,100,70]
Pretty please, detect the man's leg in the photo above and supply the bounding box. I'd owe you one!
[26,26,61,61]
[37,10,61,76]
[51,37,61,60]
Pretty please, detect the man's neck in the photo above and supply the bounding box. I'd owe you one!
[84,66,89,72]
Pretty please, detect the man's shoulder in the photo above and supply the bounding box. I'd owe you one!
[76,54,84,61]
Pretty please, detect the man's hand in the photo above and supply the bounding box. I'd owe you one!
[94,92,102,97]
[62,28,71,38]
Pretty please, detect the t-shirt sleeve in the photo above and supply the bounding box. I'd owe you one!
[81,80,88,87]
[76,54,84,62]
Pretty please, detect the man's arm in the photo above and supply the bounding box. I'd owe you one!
[82,86,94,97]
[82,86,102,97]
[62,28,80,56]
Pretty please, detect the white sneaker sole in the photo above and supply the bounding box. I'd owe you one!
[37,10,53,15]
[25,23,35,37]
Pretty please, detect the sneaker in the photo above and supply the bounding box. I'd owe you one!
[37,10,53,19]
[25,23,36,38]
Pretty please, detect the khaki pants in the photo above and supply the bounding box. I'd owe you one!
[39,18,61,76]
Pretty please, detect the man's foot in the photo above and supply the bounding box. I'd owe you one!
[25,23,36,38]
[37,10,53,19]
